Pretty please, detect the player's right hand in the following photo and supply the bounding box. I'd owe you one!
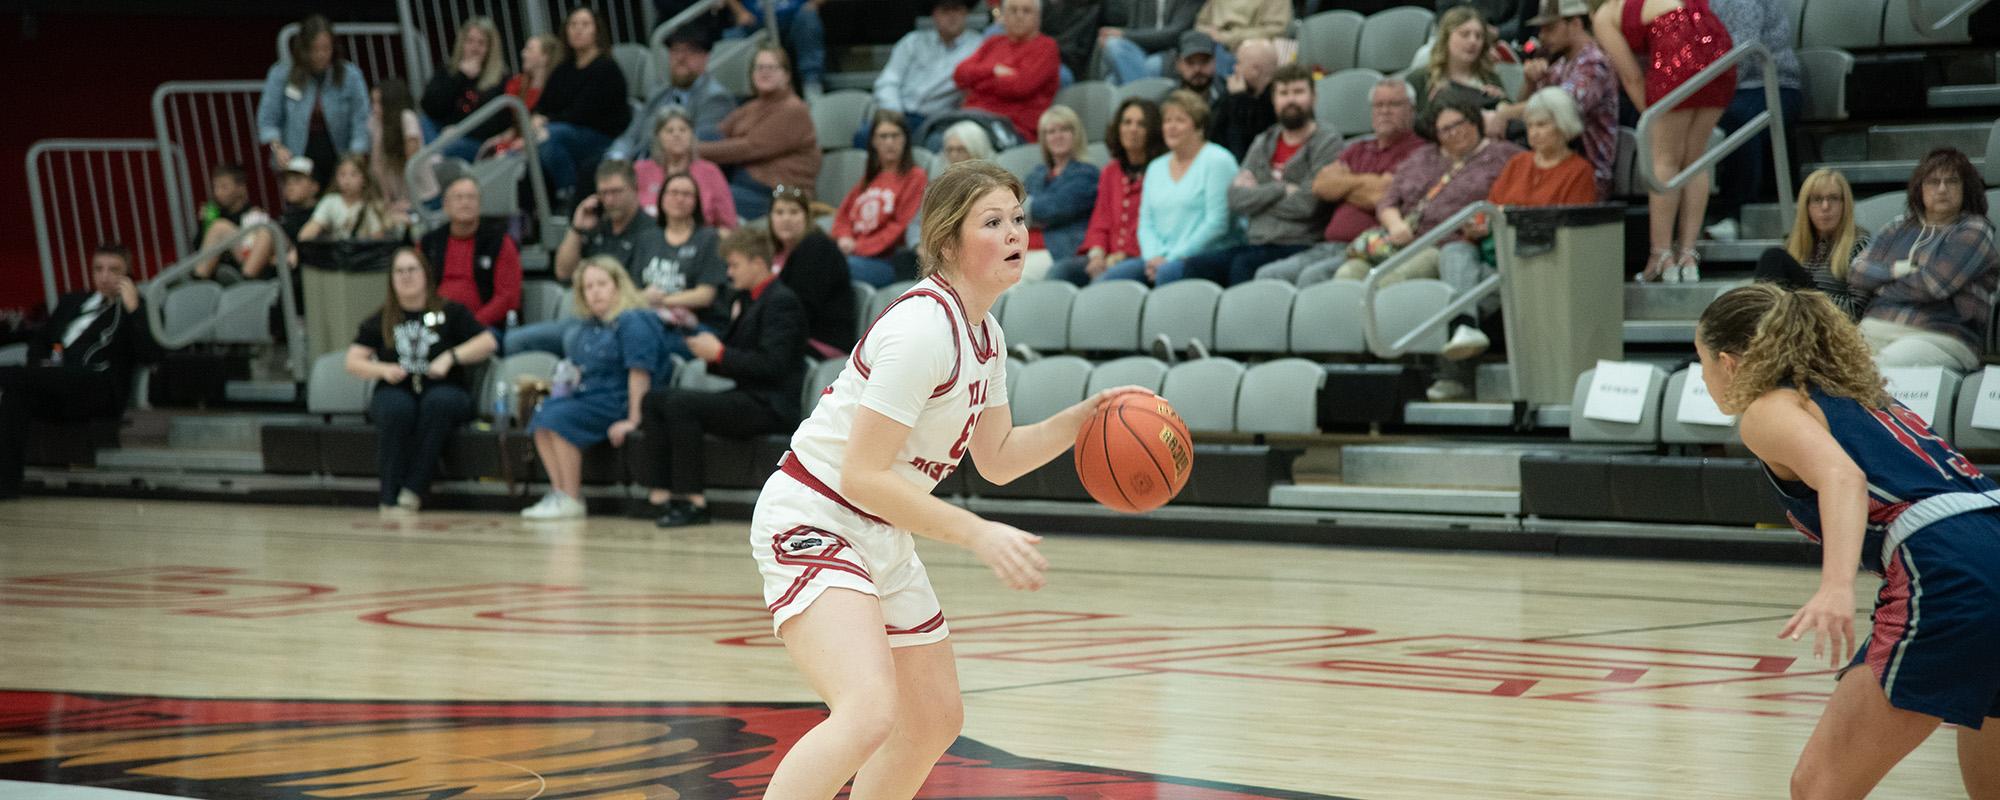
[1779,586,1856,670]
[971,521,1047,591]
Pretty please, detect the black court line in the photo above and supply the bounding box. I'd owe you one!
[1526,614,1799,642]
[960,670,1158,696]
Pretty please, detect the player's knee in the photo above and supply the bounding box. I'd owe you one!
[830,692,900,748]
[913,697,963,747]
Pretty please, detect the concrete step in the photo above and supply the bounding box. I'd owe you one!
[94,447,265,474]
[1929,83,2000,108]
[1866,122,1991,160]
[1342,441,1642,490]
[1694,239,1780,264]
[1623,319,1696,344]
[1624,280,1746,321]
[1739,203,1786,240]
[1401,402,1570,428]
[1268,484,1519,515]
[1803,158,1988,186]
[166,413,315,451]
[224,380,299,404]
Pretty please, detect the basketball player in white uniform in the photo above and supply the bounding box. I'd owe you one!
[750,161,1149,800]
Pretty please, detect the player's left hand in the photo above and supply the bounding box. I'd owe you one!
[1085,385,1155,412]
[1779,585,1856,669]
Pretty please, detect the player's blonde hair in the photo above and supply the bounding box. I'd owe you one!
[570,255,648,320]
[1697,282,1890,410]
[917,160,1025,279]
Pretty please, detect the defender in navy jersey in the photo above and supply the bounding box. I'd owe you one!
[1697,283,2000,799]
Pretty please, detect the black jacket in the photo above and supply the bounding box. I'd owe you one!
[779,231,858,352]
[420,219,512,309]
[1044,0,1105,78]
[713,279,809,423]
[420,70,510,139]
[31,291,160,404]
[1209,83,1276,161]
[1101,0,1203,53]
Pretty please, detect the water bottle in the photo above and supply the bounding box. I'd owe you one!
[506,309,519,330]
[550,360,578,399]
[493,376,513,426]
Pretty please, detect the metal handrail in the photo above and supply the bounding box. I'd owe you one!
[1634,43,1794,225]
[1358,201,1500,359]
[26,139,190,311]
[406,93,551,233]
[150,80,267,260]
[139,220,306,378]
[1907,0,1988,33]
[647,0,728,58]
[277,21,405,66]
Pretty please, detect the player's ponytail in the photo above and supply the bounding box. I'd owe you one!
[1698,282,1890,410]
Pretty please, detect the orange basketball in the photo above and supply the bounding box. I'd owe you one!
[1075,393,1194,513]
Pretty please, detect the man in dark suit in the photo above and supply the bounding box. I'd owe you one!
[1,244,160,498]
[640,225,808,527]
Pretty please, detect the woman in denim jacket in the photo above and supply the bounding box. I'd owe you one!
[258,14,372,187]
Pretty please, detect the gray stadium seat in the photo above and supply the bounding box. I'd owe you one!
[1299,10,1364,73]
[811,90,874,151]
[1054,81,1115,143]
[1316,69,1385,139]
[671,357,738,392]
[162,282,222,345]
[1568,364,1669,443]
[802,357,847,417]
[999,279,1077,351]
[910,146,939,174]
[850,280,877,339]
[1884,0,1971,45]
[1235,358,1324,434]
[1011,355,1092,423]
[1797,48,1854,122]
[1289,279,1367,356]
[1881,365,1961,443]
[612,44,654,102]
[1115,76,1179,104]
[1086,354,1169,395]
[1140,279,1222,352]
[1369,279,1452,355]
[1082,141,1110,166]
[1784,0,1807,45]
[1612,126,1640,197]
[1357,7,1435,74]
[1660,368,1742,445]
[996,144,1043,181]
[710,37,758,97]
[308,351,371,416]
[1953,369,2000,450]
[1160,357,1246,433]
[988,290,1008,321]
[1985,123,2000,186]
[1800,0,1885,49]
[520,279,570,324]
[1068,280,1147,352]
[1215,279,1297,355]
[865,280,920,327]
[0,343,25,367]
[1005,355,1024,401]
[1854,191,1905,236]
[211,282,282,344]
[1496,61,1524,100]
[817,148,870,209]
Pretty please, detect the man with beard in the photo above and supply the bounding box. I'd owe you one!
[607,28,738,161]
[1152,63,1341,288]
[1173,30,1225,106]
[1256,77,1427,286]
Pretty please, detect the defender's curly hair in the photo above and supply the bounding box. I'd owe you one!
[1697,282,1890,411]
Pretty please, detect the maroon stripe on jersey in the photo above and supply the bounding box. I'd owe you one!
[849,287,962,398]
[933,275,997,363]
[886,610,946,636]
[772,526,873,582]
[781,452,891,526]
[1865,545,1916,681]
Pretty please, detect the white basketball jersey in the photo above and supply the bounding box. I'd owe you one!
[788,276,1010,493]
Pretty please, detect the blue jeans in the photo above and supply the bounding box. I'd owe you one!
[1715,86,1803,220]
[724,4,825,87]
[504,317,582,356]
[847,255,898,287]
[730,170,775,221]
[538,122,615,197]
[420,113,484,164]
[370,384,472,507]
[1167,243,1311,287]
[1101,37,1169,85]
[1097,256,1151,283]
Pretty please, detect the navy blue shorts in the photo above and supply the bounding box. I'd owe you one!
[1847,509,2000,728]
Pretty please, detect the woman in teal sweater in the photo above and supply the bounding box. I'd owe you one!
[1100,89,1239,284]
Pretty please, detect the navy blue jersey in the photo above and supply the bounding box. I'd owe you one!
[1761,387,1996,574]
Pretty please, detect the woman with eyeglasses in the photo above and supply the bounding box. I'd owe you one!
[768,186,858,356]
[346,247,498,513]
[1754,169,1871,321]
[534,6,632,199]
[635,107,739,228]
[833,110,928,288]
[1846,148,1999,371]
[698,46,822,221]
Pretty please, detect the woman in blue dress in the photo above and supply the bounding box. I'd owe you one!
[521,255,669,520]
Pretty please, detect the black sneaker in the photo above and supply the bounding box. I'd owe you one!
[656,501,712,528]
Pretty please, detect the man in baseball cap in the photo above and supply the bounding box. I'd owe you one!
[278,156,320,249]
[1490,0,1616,198]
[1173,30,1224,105]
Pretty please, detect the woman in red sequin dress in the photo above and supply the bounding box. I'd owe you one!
[1594,0,1734,283]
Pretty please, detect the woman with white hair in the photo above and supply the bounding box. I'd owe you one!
[941,120,997,164]
[1485,87,1600,207]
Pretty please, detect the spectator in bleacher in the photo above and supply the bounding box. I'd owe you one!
[191,163,277,282]
[768,186,858,355]
[535,6,632,201]
[420,176,523,330]
[1172,31,1226,106]
[1409,5,1508,130]
[1099,0,1204,85]
[942,121,999,164]
[520,256,671,520]
[1100,89,1239,283]
[1044,0,1103,85]
[1049,97,1166,284]
[1024,105,1101,268]
[609,28,737,163]
[954,0,1063,142]
[420,16,509,164]
[639,226,808,527]
[1154,64,1339,287]
[834,111,929,288]
[647,172,733,330]
[697,46,821,221]
[1755,169,1870,320]
[483,34,564,156]
[634,107,739,227]
[1594,0,1734,283]
[259,14,371,190]
[1205,38,1277,160]
[1487,0,1616,199]
[1192,0,1291,76]
[277,157,321,250]
[1707,0,1801,240]
[1848,148,1998,371]
[509,161,665,355]
[723,0,828,98]
[0,244,159,500]
[370,78,425,216]
[346,247,498,512]
[1257,78,1425,285]
[299,155,403,242]
[1333,96,1520,287]
[868,0,983,150]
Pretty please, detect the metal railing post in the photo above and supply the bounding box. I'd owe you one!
[1634,43,1794,225]
[648,0,727,65]
[1907,0,1989,33]
[1357,201,1501,359]
[405,94,551,233]
[27,140,187,311]
[140,220,304,377]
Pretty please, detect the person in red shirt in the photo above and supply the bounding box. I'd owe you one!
[833,110,929,288]
[1047,97,1168,285]
[419,176,522,330]
[951,0,1060,142]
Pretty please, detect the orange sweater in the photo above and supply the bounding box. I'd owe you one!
[1487,151,1599,208]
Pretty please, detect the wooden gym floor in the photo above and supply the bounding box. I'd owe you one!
[0,497,1973,799]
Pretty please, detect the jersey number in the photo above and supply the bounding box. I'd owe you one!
[949,413,980,460]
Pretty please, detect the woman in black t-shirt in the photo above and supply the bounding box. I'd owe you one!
[347,246,499,511]
[535,6,632,197]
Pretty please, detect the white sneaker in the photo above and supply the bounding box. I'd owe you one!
[396,489,421,512]
[1425,378,1470,402]
[1441,325,1490,361]
[1704,218,1739,242]
[523,492,586,520]
[520,492,558,518]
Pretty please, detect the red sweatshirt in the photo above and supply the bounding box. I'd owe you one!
[438,235,522,327]
[1080,160,1144,256]
[952,33,1060,142]
[832,166,928,258]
